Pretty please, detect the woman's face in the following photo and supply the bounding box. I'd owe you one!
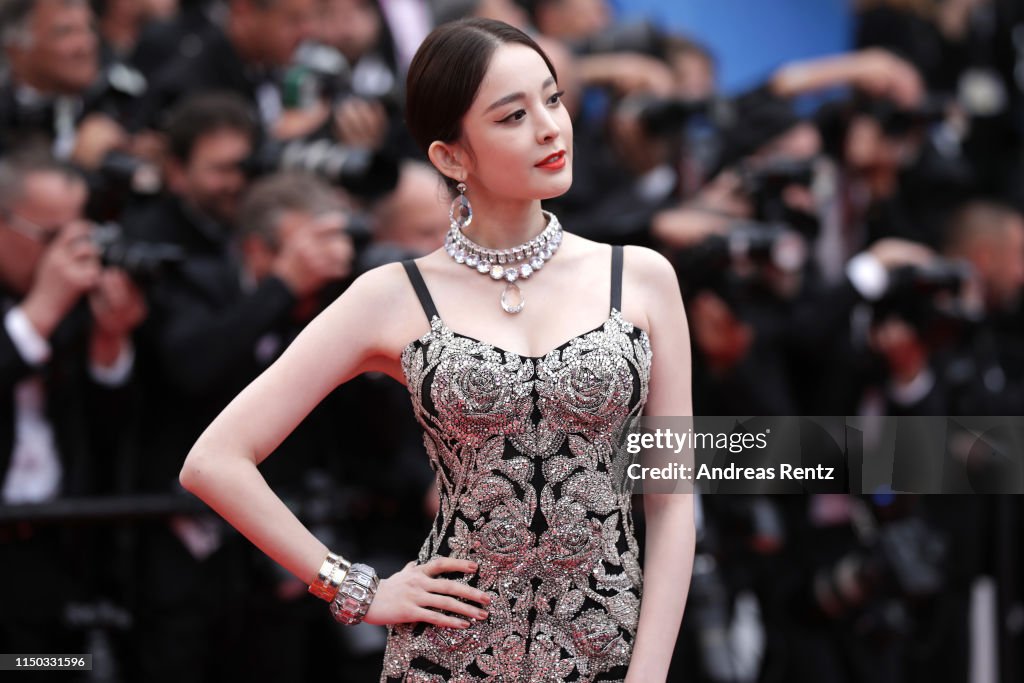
[457,43,573,202]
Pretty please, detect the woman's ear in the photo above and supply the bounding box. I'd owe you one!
[427,141,468,184]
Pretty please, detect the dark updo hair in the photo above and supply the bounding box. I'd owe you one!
[405,18,558,192]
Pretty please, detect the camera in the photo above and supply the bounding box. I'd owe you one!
[873,260,981,347]
[244,138,399,199]
[737,158,815,200]
[283,42,401,112]
[95,150,162,196]
[89,222,186,283]
[735,157,829,239]
[628,96,719,139]
[852,94,949,137]
[672,220,808,296]
[282,42,353,109]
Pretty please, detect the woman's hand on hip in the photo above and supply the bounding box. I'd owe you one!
[363,557,491,628]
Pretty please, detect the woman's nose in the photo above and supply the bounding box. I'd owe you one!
[536,109,559,144]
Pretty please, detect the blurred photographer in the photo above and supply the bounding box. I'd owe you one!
[275,0,399,145]
[855,0,1015,183]
[649,48,974,414]
[864,200,1024,415]
[0,0,147,178]
[122,91,258,258]
[0,151,145,653]
[127,171,355,681]
[132,0,316,131]
[653,48,932,253]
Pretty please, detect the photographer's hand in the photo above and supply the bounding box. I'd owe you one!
[21,222,101,339]
[851,48,925,110]
[70,113,129,171]
[652,171,752,248]
[333,97,389,150]
[274,99,331,140]
[364,557,491,629]
[271,213,355,298]
[691,170,751,216]
[846,238,936,302]
[866,237,935,270]
[89,268,147,368]
[651,207,730,250]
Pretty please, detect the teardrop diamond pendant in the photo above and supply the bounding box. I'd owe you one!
[501,282,524,314]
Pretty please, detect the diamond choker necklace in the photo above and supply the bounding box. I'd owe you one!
[444,210,563,314]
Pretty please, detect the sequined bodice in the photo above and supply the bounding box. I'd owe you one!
[384,246,651,683]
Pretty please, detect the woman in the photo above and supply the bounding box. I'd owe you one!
[180,18,695,682]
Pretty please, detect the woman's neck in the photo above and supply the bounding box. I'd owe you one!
[459,194,548,250]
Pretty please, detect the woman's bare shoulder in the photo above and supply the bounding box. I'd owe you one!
[622,244,677,289]
[561,232,673,280]
[621,244,683,331]
[337,260,408,312]
[344,249,444,307]
[333,251,446,357]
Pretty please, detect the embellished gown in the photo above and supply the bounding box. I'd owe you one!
[384,245,652,682]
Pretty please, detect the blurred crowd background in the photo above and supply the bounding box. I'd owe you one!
[0,0,1022,681]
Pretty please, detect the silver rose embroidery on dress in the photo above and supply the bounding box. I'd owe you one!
[388,247,650,682]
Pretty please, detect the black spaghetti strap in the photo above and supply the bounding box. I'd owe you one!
[610,245,623,312]
[401,260,440,323]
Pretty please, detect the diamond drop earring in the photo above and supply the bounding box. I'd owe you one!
[449,182,472,230]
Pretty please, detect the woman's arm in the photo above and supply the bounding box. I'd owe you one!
[623,247,697,683]
[179,262,492,628]
[178,265,396,584]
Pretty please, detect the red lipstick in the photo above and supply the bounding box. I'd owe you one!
[535,150,566,170]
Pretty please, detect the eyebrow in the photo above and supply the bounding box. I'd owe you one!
[484,77,557,114]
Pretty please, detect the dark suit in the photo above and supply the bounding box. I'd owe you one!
[121,193,235,262]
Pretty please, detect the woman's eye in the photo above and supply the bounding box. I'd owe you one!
[548,90,565,105]
[500,110,527,123]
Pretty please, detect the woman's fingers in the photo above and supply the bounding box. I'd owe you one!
[411,607,472,630]
[420,593,489,621]
[421,557,477,577]
[427,577,490,607]
[385,557,488,628]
